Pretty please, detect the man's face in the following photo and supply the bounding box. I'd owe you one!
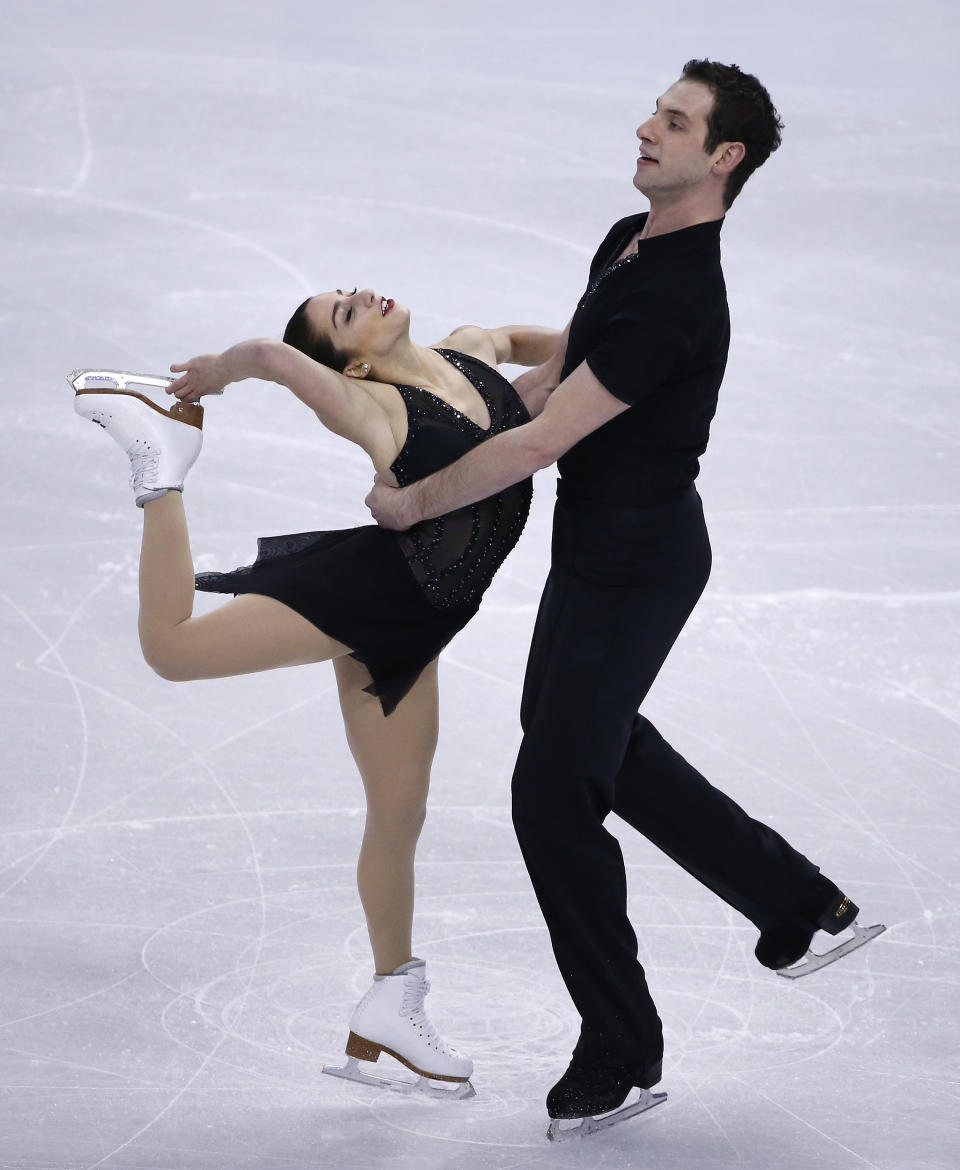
[633,79,720,200]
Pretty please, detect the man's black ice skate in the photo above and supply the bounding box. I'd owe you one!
[756,878,886,979]
[545,1059,666,1142]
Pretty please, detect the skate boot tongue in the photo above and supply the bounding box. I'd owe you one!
[374,958,425,981]
[391,958,425,975]
[128,443,165,505]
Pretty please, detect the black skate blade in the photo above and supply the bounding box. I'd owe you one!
[546,1087,667,1142]
[777,922,886,979]
[322,1056,476,1100]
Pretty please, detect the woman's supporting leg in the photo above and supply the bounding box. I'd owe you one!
[137,492,349,679]
[333,654,439,975]
[138,492,438,971]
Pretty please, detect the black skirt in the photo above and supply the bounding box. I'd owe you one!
[195,524,480,716]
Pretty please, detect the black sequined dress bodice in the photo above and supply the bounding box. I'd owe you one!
[194,348,532,716]
[390,348,532,610]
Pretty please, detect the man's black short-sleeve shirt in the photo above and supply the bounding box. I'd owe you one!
[557,212,730,506]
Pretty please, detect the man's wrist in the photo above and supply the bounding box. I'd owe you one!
[404,481,425,527]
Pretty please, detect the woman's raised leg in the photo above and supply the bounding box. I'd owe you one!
[333,654,439,974]
[137,492,350,680]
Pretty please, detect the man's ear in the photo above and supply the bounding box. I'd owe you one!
[713,141,746,177]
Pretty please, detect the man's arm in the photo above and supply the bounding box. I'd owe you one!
[366,358,629,530]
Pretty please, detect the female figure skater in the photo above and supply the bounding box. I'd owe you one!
[72,287,559,1095]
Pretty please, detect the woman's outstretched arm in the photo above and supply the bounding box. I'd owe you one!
[167,339,394,455]
[499,321,571,417]
[490,324,565,368]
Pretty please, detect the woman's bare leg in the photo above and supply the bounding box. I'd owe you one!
[137,492,349,679]
[139,492,438,970]
[334,654,440,974]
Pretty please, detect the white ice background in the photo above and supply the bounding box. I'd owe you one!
[1,1,958,1167]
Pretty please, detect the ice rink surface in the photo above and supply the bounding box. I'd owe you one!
[1,1,958,1166]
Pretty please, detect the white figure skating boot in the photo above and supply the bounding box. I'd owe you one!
[71,369,203,506]
[323,960,475,1099]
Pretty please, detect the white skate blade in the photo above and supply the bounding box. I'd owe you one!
[777,922,886,979]
[322,1056,476,1101]
[69,369,175,393]
[546,1087,667,1142]
[69,368,224,396]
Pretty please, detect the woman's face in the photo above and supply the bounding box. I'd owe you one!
[306,287,410,372]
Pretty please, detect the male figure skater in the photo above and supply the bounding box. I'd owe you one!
[367,59,882,1132]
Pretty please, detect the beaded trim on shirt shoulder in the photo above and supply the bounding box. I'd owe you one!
[578,250,641,310]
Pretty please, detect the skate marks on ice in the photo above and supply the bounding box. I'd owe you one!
[143,890,562,1078]
[2,2,959,1167]
[315,903,571,1146]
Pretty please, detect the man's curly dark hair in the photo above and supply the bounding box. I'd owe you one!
[681,59,784,209]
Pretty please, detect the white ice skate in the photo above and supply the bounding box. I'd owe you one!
[322,960,475,1100]
[546,1087,667,1142]
[71,369,203,506]
[776,921,887,980]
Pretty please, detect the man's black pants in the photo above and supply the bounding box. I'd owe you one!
[512,485,821,1070]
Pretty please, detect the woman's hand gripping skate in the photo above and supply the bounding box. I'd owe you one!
[167,354,228,403]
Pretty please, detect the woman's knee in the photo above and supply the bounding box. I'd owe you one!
[139,630,197,682]
[363,794,428,845]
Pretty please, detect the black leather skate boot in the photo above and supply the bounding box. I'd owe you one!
[546,1056,663,1119]
[755,876,858,971]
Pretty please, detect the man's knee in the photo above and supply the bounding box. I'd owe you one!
[510,749,557,850]
[510,779,539,846]
[511,756,597,855]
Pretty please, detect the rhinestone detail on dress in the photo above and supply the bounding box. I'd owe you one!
[392,349,532,611]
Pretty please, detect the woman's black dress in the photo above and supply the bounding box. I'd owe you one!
[195,349,532,715]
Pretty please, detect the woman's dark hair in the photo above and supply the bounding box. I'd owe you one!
[681,59,784,209]
[282,298,350,372]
